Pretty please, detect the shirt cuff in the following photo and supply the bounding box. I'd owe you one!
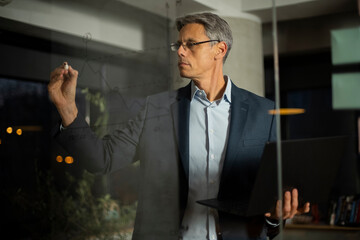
[59,123,67,132]
[265,217,280,227]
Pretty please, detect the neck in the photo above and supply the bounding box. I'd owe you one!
[192,68,226,102]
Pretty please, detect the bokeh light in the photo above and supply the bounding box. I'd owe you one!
[6,127,13,134]
[16,129,22,135]
[268,108,305,115]
[65,156,74,164]
[56,155,63,163]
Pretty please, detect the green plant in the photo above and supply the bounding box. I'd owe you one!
[11,168,137,240]
[81,88,109,138]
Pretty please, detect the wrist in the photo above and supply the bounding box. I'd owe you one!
[58,103,78,127]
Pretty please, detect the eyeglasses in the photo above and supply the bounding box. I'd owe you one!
[170,40,220,52]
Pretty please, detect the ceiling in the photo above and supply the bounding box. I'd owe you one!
[116,0,358,22]
[244,0,358,23]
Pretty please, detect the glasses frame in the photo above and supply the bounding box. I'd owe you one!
[170,40,221,52]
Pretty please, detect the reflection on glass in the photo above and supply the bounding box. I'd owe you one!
[6,127,13,134]
[56,155,63,163]
[16,128,22,135]
[64,156,74,164]
[268,108,305,115]
[1,0,359,240]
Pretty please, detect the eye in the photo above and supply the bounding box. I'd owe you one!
[186,42,196,49]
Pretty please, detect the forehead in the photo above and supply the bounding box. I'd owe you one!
[178,23,207,41]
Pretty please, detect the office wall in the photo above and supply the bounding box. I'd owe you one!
[262,11,360,56]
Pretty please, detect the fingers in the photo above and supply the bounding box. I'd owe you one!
[282,190,292,219]
[265,188,309,220]
[283,189,303,219]
[264,198,282,219]
[48,62,78,104]
[50,62,68,84]
[49,66,64,82]
[62,61,78,78]
[290,188,299,218]
[298,202,311,214]
[49,62,78,85]
[68,65,79,78]
[264,199,280,218]
[288,189,311,215]
[49,67,65,94]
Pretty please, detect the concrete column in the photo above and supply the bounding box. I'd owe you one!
[172,13,265,97]
[223,15,264,97]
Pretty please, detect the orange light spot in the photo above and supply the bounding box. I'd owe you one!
[56,155,63,163]
[65,156,74,164]
[16,129,22,135]
[6,127,13,134]
[268,108,305,115]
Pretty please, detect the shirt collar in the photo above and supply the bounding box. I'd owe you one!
[190,75,232,103]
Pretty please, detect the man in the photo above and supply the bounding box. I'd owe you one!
[48,12,309,240]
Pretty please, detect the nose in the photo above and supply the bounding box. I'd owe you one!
[177,44,186,57]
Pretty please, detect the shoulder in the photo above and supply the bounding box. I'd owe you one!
[146,89,178,106]
[231,83,274,108]
[138,84,190,119]
[146,82,191,105]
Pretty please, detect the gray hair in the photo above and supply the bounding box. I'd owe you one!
[176,12,233,63]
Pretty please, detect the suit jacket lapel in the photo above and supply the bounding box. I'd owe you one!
[219,83,249,197]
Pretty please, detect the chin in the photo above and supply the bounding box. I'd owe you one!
[179,72,187,78]
[178,69,191,78]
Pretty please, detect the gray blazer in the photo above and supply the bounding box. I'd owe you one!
[54,82,278,240]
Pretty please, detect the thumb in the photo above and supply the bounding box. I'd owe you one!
[68,65,78,79]
[66,66,79,87]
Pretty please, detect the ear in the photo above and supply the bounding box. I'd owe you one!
[214,41,227,61]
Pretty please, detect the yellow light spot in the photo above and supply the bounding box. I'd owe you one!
[6,127,13,134]
[16,129,22,135]
[268,108,305,115]
[0,139,2,144]
[56,155,63,163]
[65,156,74,164]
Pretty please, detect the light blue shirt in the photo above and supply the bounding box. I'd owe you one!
[181,76,232,240]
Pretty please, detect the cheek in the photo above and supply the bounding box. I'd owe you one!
[187,48,215,70]
[195,53,213,68]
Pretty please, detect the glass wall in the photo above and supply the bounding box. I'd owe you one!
[0,0,359,239]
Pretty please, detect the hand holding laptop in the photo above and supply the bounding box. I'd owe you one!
[264,188,310,220]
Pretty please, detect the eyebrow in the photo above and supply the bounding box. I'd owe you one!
[177,38,197,43]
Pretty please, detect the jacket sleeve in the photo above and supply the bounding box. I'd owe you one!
[52,101,147,174]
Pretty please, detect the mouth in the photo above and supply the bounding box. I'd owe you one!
[178,61,190,67]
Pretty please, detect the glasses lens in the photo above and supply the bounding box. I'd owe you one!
[170,43,179,52]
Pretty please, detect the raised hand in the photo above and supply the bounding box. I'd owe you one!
[48,62,79,126]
